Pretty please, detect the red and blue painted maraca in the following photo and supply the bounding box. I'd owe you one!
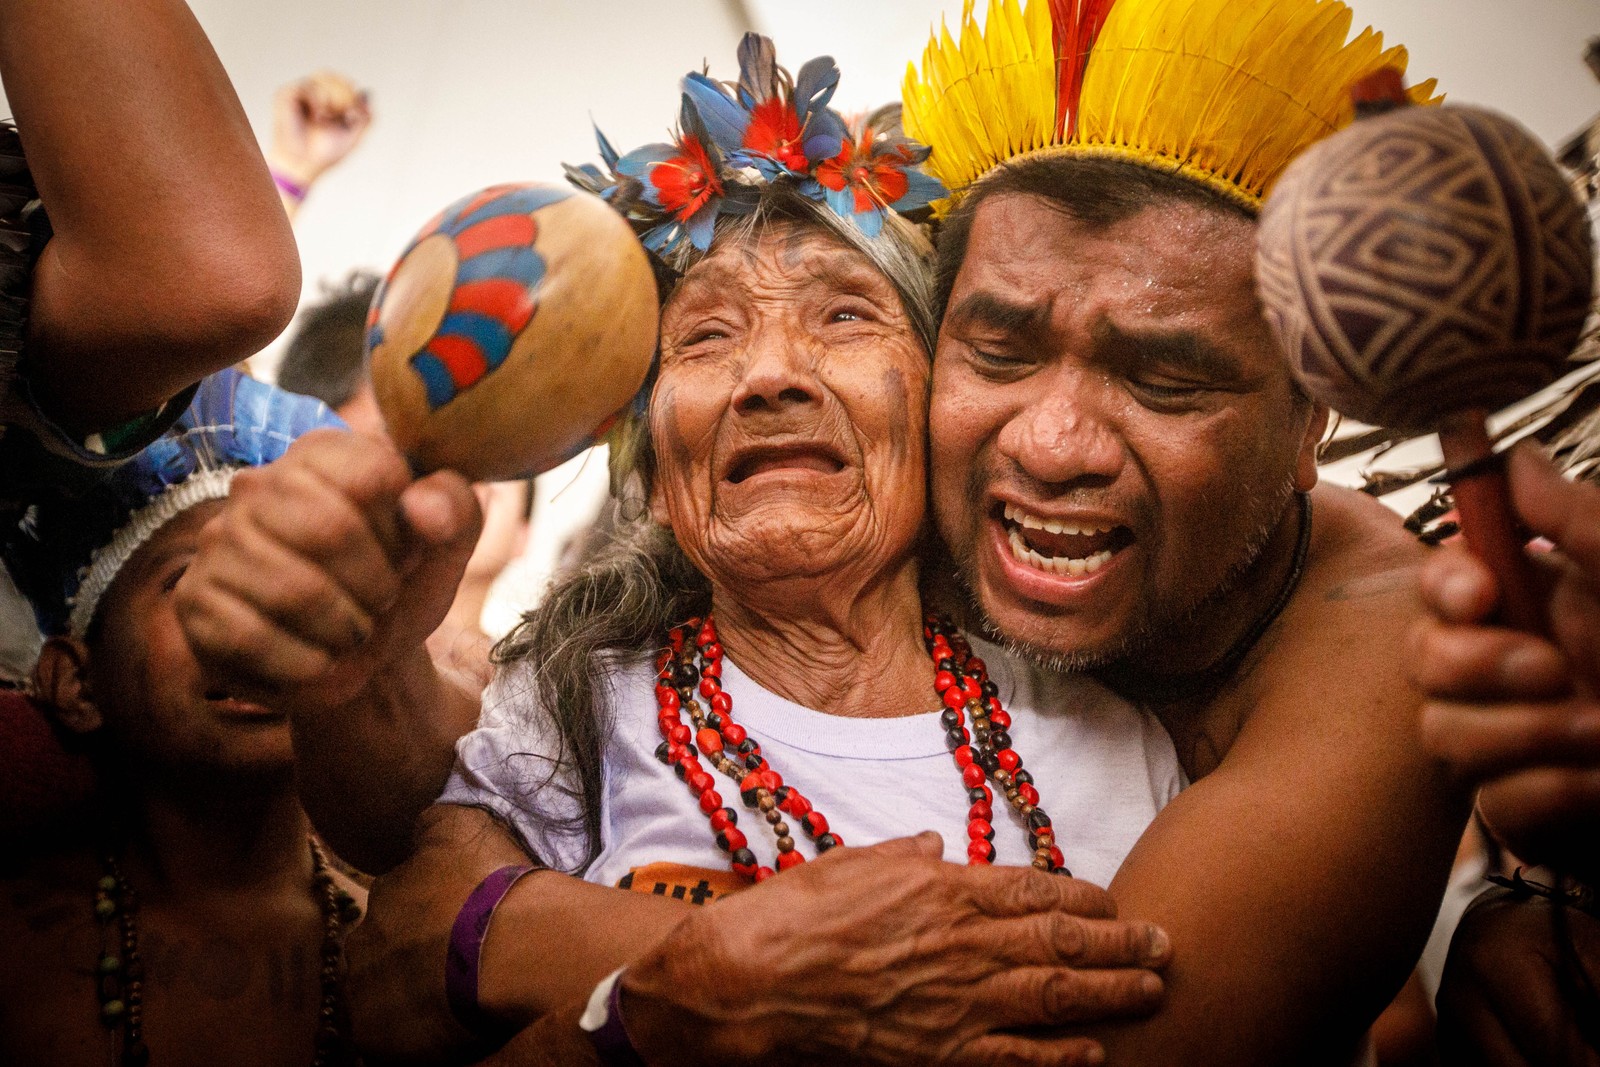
[367,183,658,482]
[1258,73,1595,632]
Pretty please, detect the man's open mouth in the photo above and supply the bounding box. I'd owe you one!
[726,443,846,484]
[1000,503,1132,576]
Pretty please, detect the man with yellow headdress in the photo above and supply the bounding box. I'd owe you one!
[891,0,1471,1061]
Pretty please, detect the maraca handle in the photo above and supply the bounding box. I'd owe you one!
[1438,413,1547,636]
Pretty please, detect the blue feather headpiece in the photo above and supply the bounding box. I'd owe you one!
[3,368,344,636]
[565,33,946,256]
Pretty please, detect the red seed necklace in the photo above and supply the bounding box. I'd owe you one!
[653,612,1067,882]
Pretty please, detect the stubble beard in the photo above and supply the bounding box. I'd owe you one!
[954,475,1299,677]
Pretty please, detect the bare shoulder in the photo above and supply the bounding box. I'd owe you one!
[1298,484,1426,612]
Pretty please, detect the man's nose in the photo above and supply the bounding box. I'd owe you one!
[997,387,1125,487]
[731,337,822,415]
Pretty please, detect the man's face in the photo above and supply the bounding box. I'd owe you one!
[87,500,294,782]
[931,192,1322,668]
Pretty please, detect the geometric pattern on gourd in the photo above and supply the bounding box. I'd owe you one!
[366,184,571,411]
[1258,108,1594,430]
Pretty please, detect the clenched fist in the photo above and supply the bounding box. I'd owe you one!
[176,428,481,713]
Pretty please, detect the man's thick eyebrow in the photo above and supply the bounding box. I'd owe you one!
[1100,322,1244,380]
[945,291,1045,334]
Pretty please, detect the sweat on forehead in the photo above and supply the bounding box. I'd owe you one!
[935,155,1256,310]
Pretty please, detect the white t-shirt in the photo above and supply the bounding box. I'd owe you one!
[440,636,1183,895]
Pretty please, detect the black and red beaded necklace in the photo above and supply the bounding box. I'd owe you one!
[653,612,1067,882]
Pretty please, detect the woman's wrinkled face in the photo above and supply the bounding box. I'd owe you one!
[650,223,929,593]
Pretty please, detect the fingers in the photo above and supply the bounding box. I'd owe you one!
[400,469,481,551]
[948,1034,1106,1067]
[961,866,1118,921]
[1508,444,1600,578]
[954,911,1169,972]
[177,432,427,695]
[1420,697,1600,779]
[1479,766,1600,842]
[983,964,1164,1029]
[1407,618,1570,701]
[1417,543,1499,625]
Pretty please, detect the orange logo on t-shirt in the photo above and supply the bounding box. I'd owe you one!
[616,862,748,905]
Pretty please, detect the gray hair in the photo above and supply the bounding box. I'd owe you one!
[493,185,938,871]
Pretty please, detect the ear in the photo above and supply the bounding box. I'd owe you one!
[32,636,103,735]
[647,474,673,530]
[1293,402,1330,494]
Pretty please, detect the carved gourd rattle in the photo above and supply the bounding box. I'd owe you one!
[1258,76,1595,632]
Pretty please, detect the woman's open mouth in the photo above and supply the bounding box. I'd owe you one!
[999,503,1133,577]
[725,443,847,484]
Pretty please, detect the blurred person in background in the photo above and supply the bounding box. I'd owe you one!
[266,71,373,223]
[0,370,364,1067]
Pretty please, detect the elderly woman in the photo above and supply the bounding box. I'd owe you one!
[177,38,1181,1066]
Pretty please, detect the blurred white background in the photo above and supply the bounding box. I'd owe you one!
[3,0,1597,634]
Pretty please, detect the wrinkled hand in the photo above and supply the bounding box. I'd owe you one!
[1408,444,1600,877]
[622,833,1169,1066]
[175,429,481,710]
[1436,887,1600,1066]
[269,70,372,186]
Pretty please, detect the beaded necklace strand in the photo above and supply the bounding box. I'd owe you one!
[93,836,361,1067]
[653,612,1067,882]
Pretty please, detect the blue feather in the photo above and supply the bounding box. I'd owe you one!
[824,184,856,221]
[792,57,840,122]
[683,73,748,153]
[891,169,948,211]
[594,122,621,170]
[685,204,719,251]
[616,143,676,178]
[853,207,886,238]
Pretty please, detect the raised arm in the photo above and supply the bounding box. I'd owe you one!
[0,0,300,431]
[175,429,481,870]
[1090,488,1472,1064]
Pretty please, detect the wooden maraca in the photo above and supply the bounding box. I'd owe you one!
[1257,75,1595,633]
[367,183,659,482]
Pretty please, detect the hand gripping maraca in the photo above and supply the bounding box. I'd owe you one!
[1257,77,1595,633]
[367,183,659,482]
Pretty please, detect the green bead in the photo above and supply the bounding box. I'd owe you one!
[94,898,117,920]
[98,954,121,975]
[97,876,118,893]
[101,999,125,1020]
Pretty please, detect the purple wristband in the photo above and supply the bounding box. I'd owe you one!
[270,168,308,203]
[446,863,535,1041]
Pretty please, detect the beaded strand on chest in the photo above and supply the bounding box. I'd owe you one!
[653,614,1069,880]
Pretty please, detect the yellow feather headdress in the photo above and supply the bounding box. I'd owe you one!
[902,0,1441,214]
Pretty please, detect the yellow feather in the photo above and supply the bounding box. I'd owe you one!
[903,0,1440,209]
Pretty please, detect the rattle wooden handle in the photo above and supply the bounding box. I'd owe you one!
[1437,411,1547,635]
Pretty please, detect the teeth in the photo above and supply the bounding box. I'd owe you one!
[1006,527,1115,576]
[1002,502,1113,538]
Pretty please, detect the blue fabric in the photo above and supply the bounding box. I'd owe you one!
[3,367,344,634]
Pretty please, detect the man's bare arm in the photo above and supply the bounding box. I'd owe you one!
[0,0,300,430]
[1092,488,1472,1064]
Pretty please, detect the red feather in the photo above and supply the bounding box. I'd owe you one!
[1049,0,1118,140]
[743,98,808,172]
